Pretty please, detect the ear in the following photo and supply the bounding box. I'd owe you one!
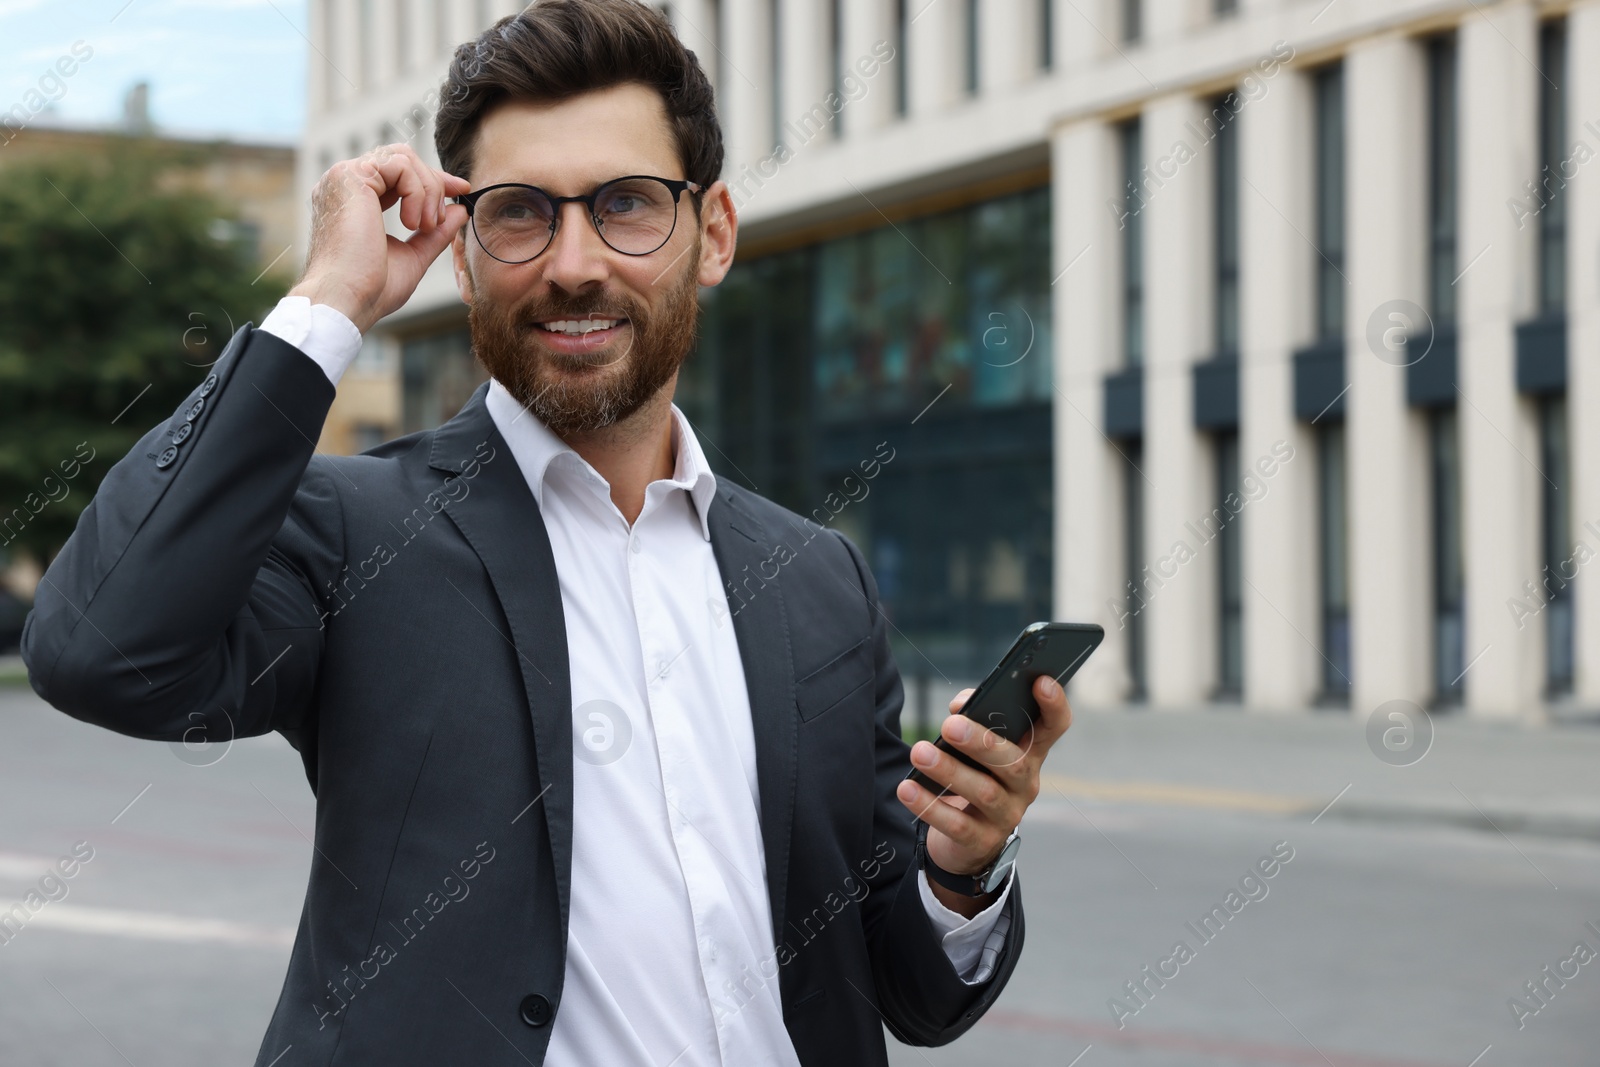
[452,228,474,306]
[695,180,738,289]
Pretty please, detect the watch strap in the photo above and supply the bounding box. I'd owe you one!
[917,819,1010,897]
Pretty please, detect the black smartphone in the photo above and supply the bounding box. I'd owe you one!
[905,621,1104,796]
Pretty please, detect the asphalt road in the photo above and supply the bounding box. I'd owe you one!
[2,682,1597,1067]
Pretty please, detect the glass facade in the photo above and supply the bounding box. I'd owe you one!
[1121,119,1144,367]
[1213,93,1240,358]
[1427,34,1459,327]
[1123,442,1146,700]
[1317,422,1351,700]
[1215,431,1242,698]
[1431,409,1464,703]
[1541,396,1573,695]
[1538,19,1568,314]
[679,184,1053,679]
[1313,64,1345,342]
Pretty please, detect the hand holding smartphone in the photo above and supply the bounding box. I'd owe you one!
[904,621,1103,796]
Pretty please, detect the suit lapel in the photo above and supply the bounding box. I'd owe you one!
[707,489,798,951]
[428,385,575,933]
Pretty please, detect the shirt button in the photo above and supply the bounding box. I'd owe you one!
[657,659,669,678]
[631,538,642,555]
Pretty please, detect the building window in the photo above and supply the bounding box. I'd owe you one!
[1317,423,1351,699]
[1124,442,1147,700]
[1426,33,1459,327]
[709,0,724,101]
[1541,396,1573,695]
[894,0,909,117]
[322,0,339,107]
[357,0,374,89]
[770,0,783,150]
[829,0,844,138]
[402,328,482,434]
[1430,408,1464,703]
[1538,19,1568,314]
[393,0,408,74]
[1213,93,1240,358]
[433,0,450,57]
[1216,431,1242,698]
[1121,0,1140,45]
[1120,118,1144,367]
[1313,63,1345,341]
[352,423,390,453]
[964,0,980,96]
[1038,0,1052,71]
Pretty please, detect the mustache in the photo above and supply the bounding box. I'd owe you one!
[509,293,639,327]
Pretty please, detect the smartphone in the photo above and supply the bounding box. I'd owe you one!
[905,621,1104,796]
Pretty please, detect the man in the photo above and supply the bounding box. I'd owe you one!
[23,2,1075,1064]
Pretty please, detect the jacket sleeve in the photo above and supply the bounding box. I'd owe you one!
[832,530,1026,1046]
[21,325,344,761]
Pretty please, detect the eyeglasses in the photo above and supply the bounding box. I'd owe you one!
[457,175,703,263]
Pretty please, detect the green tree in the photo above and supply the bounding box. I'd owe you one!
[0,141,287,566]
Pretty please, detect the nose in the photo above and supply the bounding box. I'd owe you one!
[539,200,610,294]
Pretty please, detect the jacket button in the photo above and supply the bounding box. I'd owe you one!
[199,373,218,397]
[185,398,205,422]
[519,993,552,1028]
[172,422,193,445]
[155,445,178,469]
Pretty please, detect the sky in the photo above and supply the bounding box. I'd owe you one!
[0,0,307,143]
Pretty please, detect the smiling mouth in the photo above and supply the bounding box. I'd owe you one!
[534,317,627,336]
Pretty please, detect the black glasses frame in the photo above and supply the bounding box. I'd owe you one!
[456,175,704,263]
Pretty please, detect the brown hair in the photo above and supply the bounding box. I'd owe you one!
[434,0,722,190]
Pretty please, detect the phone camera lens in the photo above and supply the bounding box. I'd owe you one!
[1020,652,1034,667]
[1033,635,1048,649]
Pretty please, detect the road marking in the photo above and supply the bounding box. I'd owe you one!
[1041,772,1316,815]
[19,903,294,948]
[0,852,59,880]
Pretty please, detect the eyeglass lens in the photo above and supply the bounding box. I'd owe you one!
[471,178,681,262]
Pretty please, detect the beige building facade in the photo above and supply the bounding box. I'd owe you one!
[303,0,1599,721]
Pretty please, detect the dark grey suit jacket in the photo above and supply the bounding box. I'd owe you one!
[22,325,1023,1066]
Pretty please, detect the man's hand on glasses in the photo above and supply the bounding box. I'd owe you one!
[291,143,471,335]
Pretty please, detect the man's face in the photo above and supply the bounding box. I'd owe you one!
[452,83,734,436]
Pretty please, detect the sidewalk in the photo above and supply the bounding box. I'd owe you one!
[1045,702,1600,841]
[908,677,1600,842]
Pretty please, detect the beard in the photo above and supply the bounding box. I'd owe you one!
[468,251,701,437]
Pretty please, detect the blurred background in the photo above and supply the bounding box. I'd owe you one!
[3,1,1600,1066]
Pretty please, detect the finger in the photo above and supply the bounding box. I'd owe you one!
[908,738,1020,825]
[407,151,445,232]
[948,688,976,714]
[370,147,431,231]
[895,778,993,859]
[1025,674,1073,752]
[413,154,446,229]
[939,711,1032,782]
[397,205,468,271]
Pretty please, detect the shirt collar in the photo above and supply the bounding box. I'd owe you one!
[484,377,719,541]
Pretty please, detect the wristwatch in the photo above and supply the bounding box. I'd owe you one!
[915,819,1020,897]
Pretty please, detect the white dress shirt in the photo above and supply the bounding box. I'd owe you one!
[260,296,1012,1066]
